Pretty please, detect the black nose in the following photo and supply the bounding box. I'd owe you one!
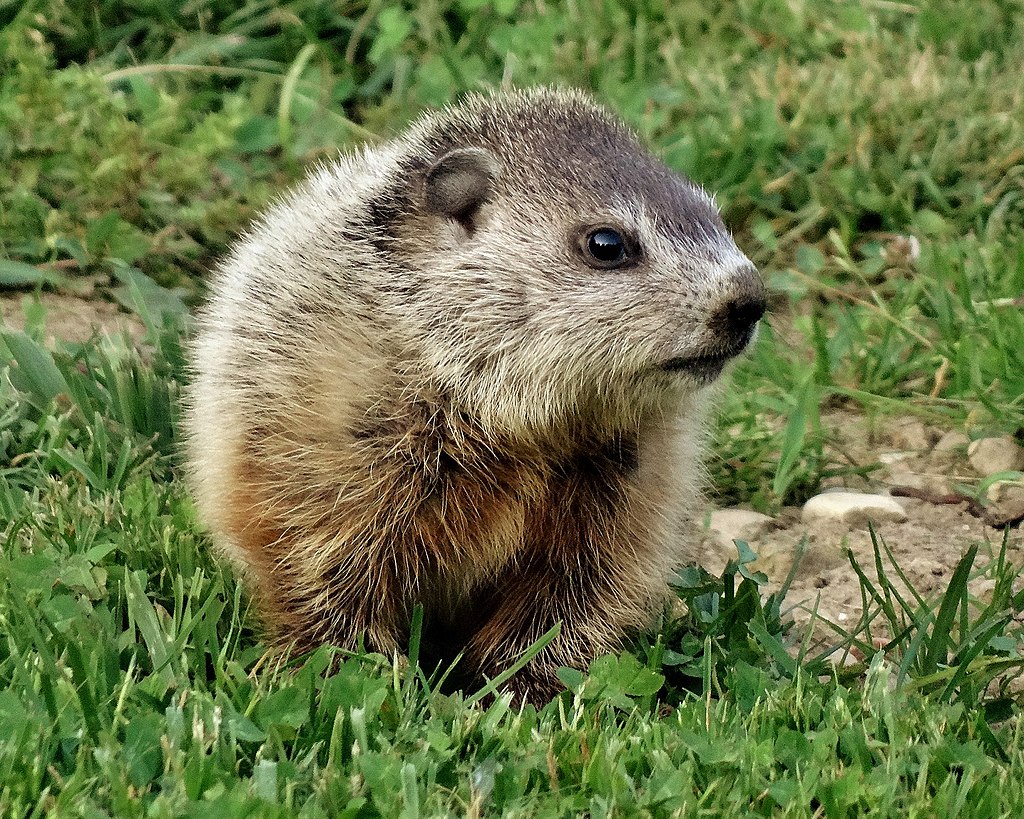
[709,268,767,347]
[721,293,766,337]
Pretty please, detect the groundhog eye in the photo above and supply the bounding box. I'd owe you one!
[584,228,629,267]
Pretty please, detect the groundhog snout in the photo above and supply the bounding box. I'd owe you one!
[708,266,767,348]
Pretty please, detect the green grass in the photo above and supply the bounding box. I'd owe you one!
[2,0,1024,814]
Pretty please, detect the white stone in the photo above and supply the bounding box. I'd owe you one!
[752,537,845,582]
[968,436,1024,476]
[933,430,969,453]
[985,481,1024,526]
[706,508,773,550]
[931,430,971,468]
[891,418,930,451]
[802,491,908,526]
[987,480,1024,503]
[878,451,913,466]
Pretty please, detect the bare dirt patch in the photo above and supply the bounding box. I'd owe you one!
[703,411,1024,645]
[1,290,146,345]
[751,501,1015,628]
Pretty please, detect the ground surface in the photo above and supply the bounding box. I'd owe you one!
[703,408,1024,640]
[756,499,1016,632]
[0,291,145,344]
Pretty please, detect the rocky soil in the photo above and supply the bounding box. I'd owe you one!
[703,413,1024,652]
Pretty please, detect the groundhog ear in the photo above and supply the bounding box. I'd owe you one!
[423,147,500,227]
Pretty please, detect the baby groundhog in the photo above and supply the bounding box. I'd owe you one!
[185,87,766,703]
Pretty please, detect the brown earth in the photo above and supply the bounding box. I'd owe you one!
[701,411,1024,656]
[1,290,146,344]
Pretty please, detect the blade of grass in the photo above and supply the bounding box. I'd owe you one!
[278,44,317,149]
[466,624,560,706]
[0,330,71,409]
[923,545,978,674]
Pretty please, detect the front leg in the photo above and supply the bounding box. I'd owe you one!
[463,549,665,703]
[463,465,673,704]
[259,529,413,660]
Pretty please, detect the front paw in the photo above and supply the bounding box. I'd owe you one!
[496,665,566,707]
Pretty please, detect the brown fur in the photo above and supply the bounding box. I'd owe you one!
[185,88,765,702]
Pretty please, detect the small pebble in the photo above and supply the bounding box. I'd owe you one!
[968,435,1024,476]
[890,418,930,451]
[933,430,969,453]
[706,508,773,550]
[802,491,908,526]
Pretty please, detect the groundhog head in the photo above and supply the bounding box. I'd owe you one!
[372,88,766,438]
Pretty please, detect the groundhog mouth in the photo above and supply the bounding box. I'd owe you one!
[659,349,742,382]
